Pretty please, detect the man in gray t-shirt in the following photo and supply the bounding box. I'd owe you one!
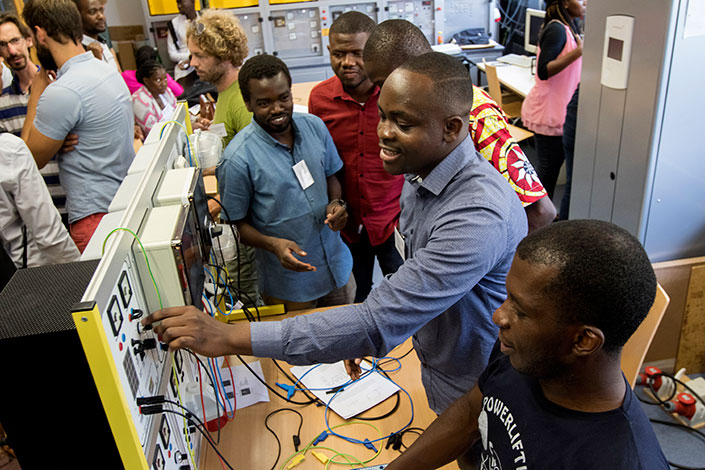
[21,0,134,252]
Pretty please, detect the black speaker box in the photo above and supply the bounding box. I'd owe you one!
[0,260,123,469]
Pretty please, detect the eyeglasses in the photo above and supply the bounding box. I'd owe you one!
[194,20,206,36]
[0,37,23,50]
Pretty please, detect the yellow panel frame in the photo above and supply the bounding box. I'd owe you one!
[269,0,316,5]
[214,304,285,322]
[147,0,202,16]
[73,305,148,470]
[210,0,260,8]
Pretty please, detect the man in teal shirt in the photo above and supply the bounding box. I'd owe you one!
[217,54,354,310]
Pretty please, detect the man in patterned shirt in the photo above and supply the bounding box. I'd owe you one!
[363,20,556,232]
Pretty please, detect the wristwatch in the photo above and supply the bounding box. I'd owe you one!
[329,199,347,210]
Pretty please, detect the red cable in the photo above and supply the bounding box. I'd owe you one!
[211,357,230,416]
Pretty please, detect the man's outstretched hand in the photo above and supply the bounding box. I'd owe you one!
[142,305,252,357]
[344,358,363,380]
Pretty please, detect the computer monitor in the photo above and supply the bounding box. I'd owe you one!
[524,8,546,55]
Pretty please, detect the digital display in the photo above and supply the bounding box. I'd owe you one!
[528,15,543,47]
[607,37,624,61]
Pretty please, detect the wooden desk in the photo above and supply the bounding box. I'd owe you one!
[477,61,535,98]
[199,308,458,470]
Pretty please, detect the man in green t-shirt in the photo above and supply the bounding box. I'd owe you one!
[187,9,251,147]
[187,9,261,307]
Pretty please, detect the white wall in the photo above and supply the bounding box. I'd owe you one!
[105,0,146,26]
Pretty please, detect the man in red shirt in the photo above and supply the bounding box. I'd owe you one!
[308,12,404,302]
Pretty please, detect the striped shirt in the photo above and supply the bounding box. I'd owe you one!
[0,70,67,218]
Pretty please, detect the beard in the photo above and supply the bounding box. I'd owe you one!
[36,43,58,72]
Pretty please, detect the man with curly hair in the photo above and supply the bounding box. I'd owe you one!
[187,8,250,147]
[187,9,261,307]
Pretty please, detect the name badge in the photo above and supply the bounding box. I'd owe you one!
[394,226,406,261]
[209,122,228,138]
[293,160,314,190]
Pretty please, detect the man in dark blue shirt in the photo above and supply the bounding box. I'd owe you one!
[385,219,669,470]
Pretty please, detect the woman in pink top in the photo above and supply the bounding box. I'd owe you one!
[131,60,178,137]
[121,46,183,97]
[521,0,585,200]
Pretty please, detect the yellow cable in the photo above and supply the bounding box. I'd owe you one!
[280,421,383,470]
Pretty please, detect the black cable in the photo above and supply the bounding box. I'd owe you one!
[399,427,425,450]
[354,391,401,421]
[236,355,319,405]
[378,347,415,366]
[231,287,261,322]
[271,359,324,405]
[182,348,222,444]
[205,263,256,322]
[161,408,236,470]
[207,195,243,298]
[264,408,304,470]
[206,196,264,321]
[636,371,705,469]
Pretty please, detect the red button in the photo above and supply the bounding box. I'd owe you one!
[118,342,123,351]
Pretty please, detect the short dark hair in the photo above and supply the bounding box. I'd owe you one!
[330,11,375,36]
[0,14,32,38]
[22,0,83,45]
[397,52,474,117]
[136,60,164,85]
[238,54,291,103]
[516,219,657,354]
[135,45,160,69]
[363,19,432,69]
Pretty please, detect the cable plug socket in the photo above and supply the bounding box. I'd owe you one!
[362,438,378,452]
[140,404,163,415]
[276,382,296,400]
[312,431,328,446]
[137,395,165,406]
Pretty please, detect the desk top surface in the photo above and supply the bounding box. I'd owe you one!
[199,307,458,470]
[477,60,535,98]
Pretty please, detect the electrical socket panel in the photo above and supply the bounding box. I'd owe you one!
[101,259,203,469]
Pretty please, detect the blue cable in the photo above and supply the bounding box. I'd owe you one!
[159,121,194,166]
[203,267,234,316]
[212,357,235,419]
[206,256,236,314]
[200,295,235,419]
[322,359,414,446]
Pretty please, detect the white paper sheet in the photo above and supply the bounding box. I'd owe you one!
[219,359,270,410]
[290,361,400,419]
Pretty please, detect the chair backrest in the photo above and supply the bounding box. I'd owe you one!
[484,64,504,108]
[621,283,670,387]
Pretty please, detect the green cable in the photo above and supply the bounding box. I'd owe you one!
[101,228,197,466]
[102,227,163,310]
[279,421,383,470]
